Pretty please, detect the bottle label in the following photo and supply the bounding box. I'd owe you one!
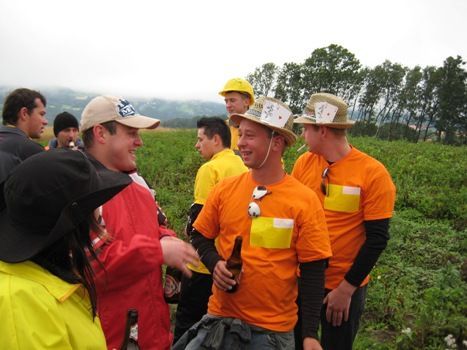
[130,325,138,341]
[164,271,181,303]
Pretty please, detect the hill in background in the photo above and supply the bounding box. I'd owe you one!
[0,86,226,123]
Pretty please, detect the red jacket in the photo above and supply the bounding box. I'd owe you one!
[93,182,172,350]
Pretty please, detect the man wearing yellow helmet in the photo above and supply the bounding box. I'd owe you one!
[218,78,255,154]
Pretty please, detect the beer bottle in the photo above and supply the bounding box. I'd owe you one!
[164,266,182,303]
[226,236,243,293]
[120,309,140,350]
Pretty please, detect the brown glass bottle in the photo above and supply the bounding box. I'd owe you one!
[164,266,182,304]
[226,236,243,293]
[120,309,140,350]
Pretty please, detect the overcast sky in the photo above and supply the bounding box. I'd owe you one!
[1,0,466,102]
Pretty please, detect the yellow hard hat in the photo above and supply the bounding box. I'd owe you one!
[219,78,255,105]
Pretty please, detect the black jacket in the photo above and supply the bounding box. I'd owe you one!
[0,126,43,183]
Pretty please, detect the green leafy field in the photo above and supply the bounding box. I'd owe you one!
[137,129,467,349]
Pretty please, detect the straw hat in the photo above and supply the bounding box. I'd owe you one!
[229,96,297,146]
[294,93,355,129]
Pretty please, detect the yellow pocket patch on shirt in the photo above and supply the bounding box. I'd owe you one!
[250,217,294,249]
[324,185,361,213]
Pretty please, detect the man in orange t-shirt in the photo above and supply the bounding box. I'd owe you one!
[292,93,396,350]
[173,117,248,343]
[173,97,331,350]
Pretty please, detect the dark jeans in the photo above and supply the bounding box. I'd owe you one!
[173,271,213,344]
[294,285,367,350]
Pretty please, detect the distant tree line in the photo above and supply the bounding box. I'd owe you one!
[246,44,467,145]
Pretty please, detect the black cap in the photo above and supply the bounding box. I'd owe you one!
[53,112,79,136]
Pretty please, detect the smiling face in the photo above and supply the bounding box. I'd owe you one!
[237,119,273,169]
[103,123,143,172]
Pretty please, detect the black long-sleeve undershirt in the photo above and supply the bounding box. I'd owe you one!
[299,260,327,340]
[185,203,203,237]
[191,229,222,273]
[344,218,390,287]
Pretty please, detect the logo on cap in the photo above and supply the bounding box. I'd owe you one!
[117,99,137,118]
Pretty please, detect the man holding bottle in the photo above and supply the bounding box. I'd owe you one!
[173,97,331,350]
[45,112,83,150]
[173,117,248,343]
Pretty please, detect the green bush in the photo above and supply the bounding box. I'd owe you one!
[358,216,466,349]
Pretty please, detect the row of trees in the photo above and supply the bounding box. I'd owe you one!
[246,44,467,144]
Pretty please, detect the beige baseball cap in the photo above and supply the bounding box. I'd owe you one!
[80,95,160,131]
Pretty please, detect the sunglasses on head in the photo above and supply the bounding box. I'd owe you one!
[320,167,330,196]
[247,185,270,218]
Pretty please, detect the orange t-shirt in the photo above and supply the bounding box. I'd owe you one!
[292,147,396,289]
[193,172,331,332]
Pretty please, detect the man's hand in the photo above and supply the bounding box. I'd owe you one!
[160,236,199,277]
[303,337,322,350]
[324,279,357,326]
[212,260,238,292]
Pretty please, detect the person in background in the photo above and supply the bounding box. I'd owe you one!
[292,93,396,350]
[0,149,131,349]
[218,77,255,154]
[80,95,198,350]
[173,116,248,343]
[174,96,331,350]
[0,88,47,182]
[46,111,83,150]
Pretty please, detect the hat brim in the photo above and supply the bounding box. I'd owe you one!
[0,160,131,263]
[116,115,160,130]
[294,115,355,129]
[230,113,297,146]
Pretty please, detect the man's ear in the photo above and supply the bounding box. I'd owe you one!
[92,125,108,144]
[18,107,30,122]
[319,126,328,138]
[213,134,222,146]
[271,133,286,152]
[243,97,251,110]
